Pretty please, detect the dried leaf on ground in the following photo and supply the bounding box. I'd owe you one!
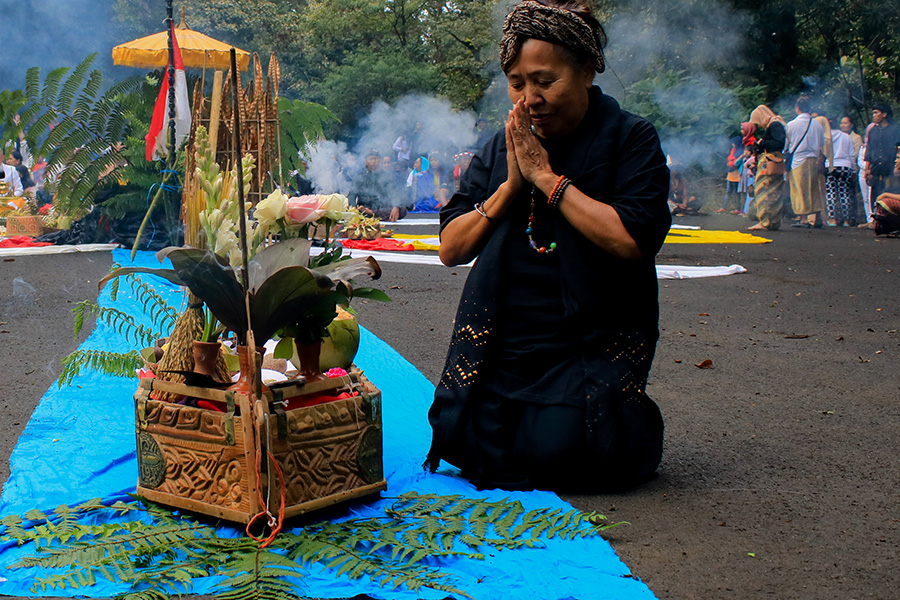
[695,359,714,369]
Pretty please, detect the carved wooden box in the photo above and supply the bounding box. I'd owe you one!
[133,370,386,523]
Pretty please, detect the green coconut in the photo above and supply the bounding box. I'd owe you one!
[289,306,360,371]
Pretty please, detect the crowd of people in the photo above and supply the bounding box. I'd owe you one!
[1,116,50,211]
[1,134,47,204]
[689,97,900,232]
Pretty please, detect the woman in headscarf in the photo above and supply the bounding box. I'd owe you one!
[747,105,787,231]
[427,0,670,492]
[407,156,438,212]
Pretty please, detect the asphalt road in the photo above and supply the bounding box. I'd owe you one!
[1,213,898,599]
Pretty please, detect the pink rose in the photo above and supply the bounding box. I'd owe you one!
[325,367,349,378]
[285,195,325,224]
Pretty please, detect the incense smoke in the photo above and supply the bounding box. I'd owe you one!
[304,95,478,195]
[2,1,125,90]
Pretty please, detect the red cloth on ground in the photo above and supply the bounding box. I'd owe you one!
[0,236,52,248]
[341,238,415,252]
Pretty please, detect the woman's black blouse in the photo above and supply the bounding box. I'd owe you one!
[427,87,671,471]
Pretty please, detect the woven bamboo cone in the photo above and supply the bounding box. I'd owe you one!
[154,299,204,400]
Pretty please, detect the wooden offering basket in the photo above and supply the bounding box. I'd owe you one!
[133,368,386,523]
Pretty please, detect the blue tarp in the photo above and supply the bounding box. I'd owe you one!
[0,249,656,599]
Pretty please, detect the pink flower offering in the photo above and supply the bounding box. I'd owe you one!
[325,367,349,378]
[285,195,325,224]
[137,368,156,379]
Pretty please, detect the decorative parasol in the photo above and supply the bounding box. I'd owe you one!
[112,8,250,71]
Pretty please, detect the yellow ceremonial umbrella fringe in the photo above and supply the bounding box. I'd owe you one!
[392,229,771,251]
[112,10,250,71]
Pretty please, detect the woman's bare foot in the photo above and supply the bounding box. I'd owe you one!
[747,223,768,231]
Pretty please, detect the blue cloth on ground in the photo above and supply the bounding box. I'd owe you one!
[0,249,656,599]
[411,197,441,213]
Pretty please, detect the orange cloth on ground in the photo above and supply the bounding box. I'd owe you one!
[340,238,415,252]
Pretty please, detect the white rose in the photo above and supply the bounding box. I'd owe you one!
[255,189,288,228]
[318,193,349,213]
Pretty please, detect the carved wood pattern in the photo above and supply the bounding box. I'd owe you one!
[267,397,383,506]
[135,377,383,520]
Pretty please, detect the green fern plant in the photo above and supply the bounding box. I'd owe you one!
[16,54,143,219]
[59,269,179,387]
[0,493,622,599]
[278,97,339,182]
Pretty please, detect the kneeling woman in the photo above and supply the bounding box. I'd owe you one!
[426,0,671,492]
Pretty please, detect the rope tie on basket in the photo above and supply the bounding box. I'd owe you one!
[246,398,286,547]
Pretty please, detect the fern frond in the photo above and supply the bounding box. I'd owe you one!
[73,70,104,124]
[58,349,143,387]
[24,66,41,100]
[5,494,615,600]
[57,54,96,114]
[71,300,161,347]
[40,66,69,107]
[124,274,179,334]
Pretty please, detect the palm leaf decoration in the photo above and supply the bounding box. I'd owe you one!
[0,493,622,599]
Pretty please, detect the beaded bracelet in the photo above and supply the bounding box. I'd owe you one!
[474,202,495,222]
[548,176,571,210]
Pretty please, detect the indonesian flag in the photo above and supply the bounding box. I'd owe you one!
[145,24,191,161]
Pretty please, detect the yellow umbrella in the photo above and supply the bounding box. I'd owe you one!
[112,10,250,71]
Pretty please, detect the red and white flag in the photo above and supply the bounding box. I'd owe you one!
[145,24,191,161]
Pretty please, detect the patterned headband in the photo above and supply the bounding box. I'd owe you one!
[500,1,606,74]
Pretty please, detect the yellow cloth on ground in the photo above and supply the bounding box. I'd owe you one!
[393,230,771,249]
[663,229,771,244]
[392,234,442,251]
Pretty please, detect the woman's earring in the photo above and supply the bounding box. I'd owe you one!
[530,125,538,136]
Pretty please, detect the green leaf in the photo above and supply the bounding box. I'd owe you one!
[247,237,314,293]
[273,336,294,359]
[352,287,391,302]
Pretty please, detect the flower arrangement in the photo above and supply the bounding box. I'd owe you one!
[99,129,387,383]
[252,189,353,248]
[340,206,393,240]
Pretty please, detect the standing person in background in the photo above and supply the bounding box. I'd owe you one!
[841,116,863,160]
[857,122,876,227]
[738,145,755,216]
[717,136,743,214]
[786,96,825,228]
[392,134,411,170]
[825,117,855,226]
[747,105,787,231]
[473,117,494,151]
[738,122,758,216]
[841,116,863,225]
[811,107,832,226]
[864,102,900,222]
